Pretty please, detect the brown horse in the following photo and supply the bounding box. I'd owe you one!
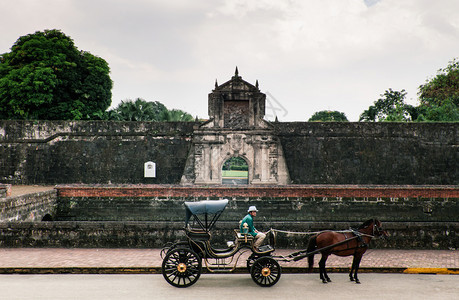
[307,219,388,284]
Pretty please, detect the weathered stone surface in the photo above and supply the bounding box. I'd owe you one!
[0,185,457,249]
[275,122,458,185]
[0,190,57,222]
[0,184,11,197]
[54,192,458,223]
[1,120,456,185]
[0,121,195,184]
[0,221,456,249]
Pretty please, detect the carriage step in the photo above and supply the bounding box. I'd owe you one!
[206,268,234,273]
[257,245,274,253]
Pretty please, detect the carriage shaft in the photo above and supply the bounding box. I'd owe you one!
[276,235,360,262]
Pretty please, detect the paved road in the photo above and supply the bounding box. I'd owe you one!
[1,248,458,272]
[0,274,457,300]
[222,178,248,185]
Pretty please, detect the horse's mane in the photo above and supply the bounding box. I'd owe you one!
[357,218,376,230]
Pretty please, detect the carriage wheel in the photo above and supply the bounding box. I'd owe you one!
[250,257,281,287]
[162,247,202,288]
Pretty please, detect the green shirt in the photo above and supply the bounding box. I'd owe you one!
[240,214,257,237]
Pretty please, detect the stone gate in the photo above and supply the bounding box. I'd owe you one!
[181,69,290,185]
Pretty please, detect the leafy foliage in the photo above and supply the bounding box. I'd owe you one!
[159,109,194,122]
[415,58,459,122]
[106,98,167,121]
[222,157,248,171]
[415,99,459,122]
[419,58,459,107]
[105,98,194,122]
[308,110,348,122]
[0,29,112,120]
[359,89,415,122]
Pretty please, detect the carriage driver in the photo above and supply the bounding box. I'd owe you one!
[240,206,266,250]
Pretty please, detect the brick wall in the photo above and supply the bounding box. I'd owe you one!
[56,184,458,198]
[53,185,458,222]
[0,185,457,249]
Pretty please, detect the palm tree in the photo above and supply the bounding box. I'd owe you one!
[107,98,167,121]
[159,109,194,122]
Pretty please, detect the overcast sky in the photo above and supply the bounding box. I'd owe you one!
[2,0,459,121]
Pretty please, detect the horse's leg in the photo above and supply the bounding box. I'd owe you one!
[353,254,363,284]
[319,253,331,283]
[324,257,332,282]
[318,254,325,283]
[349,255,357,281]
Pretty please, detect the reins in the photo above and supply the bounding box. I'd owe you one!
[268,228,375,238]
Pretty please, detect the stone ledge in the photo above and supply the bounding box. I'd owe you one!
[0,184,12,198]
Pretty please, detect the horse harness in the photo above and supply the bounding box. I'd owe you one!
[332,229,372,254]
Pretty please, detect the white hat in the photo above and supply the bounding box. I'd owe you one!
[248,206,258,212]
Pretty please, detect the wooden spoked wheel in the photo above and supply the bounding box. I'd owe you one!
[162,248,202,288]
[250,257,281,287]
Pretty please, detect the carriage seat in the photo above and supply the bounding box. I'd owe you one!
[186,229,211,241]
[234,229,254,244]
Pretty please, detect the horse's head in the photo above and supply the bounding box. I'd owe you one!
[373,219,389,239]
[358,219,388,239]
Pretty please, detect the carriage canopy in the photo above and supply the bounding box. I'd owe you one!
[185,199,229,231]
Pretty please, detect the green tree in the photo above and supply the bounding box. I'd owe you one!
[222,157,248,171]
[308,110,349,122]
[415,58,459,122]
[415,99,459,122]
[106,98,167,121]
[419,58,459,107]
[0,29,112,120]
[359,89,415,122]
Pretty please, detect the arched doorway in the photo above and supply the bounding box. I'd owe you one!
[221,157,249,185]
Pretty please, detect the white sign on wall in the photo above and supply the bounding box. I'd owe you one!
[144,161,156,178]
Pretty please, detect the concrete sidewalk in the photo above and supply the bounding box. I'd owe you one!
[0,248,457,275]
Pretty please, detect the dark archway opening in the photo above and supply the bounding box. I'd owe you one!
[42,214,53,221]
[221,157,248,185]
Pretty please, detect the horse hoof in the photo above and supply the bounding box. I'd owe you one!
[355,280,361,284]
[350,278,354,281]
[326,278,332,282]
[322,280,328,284]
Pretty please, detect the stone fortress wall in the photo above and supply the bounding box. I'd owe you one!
[1,121,457,185]
[0,71,457,249]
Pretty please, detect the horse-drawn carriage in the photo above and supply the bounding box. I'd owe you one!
[161,199,387,287]
[160,199,281,287]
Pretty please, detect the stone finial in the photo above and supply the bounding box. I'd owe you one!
[215,79,218,89]
[255,80,259,89]
[235,66,239,77]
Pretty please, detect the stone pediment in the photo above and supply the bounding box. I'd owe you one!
[208,68,266,129]
[213,68,259,96]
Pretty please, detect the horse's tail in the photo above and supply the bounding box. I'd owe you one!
[307,235,317,272]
